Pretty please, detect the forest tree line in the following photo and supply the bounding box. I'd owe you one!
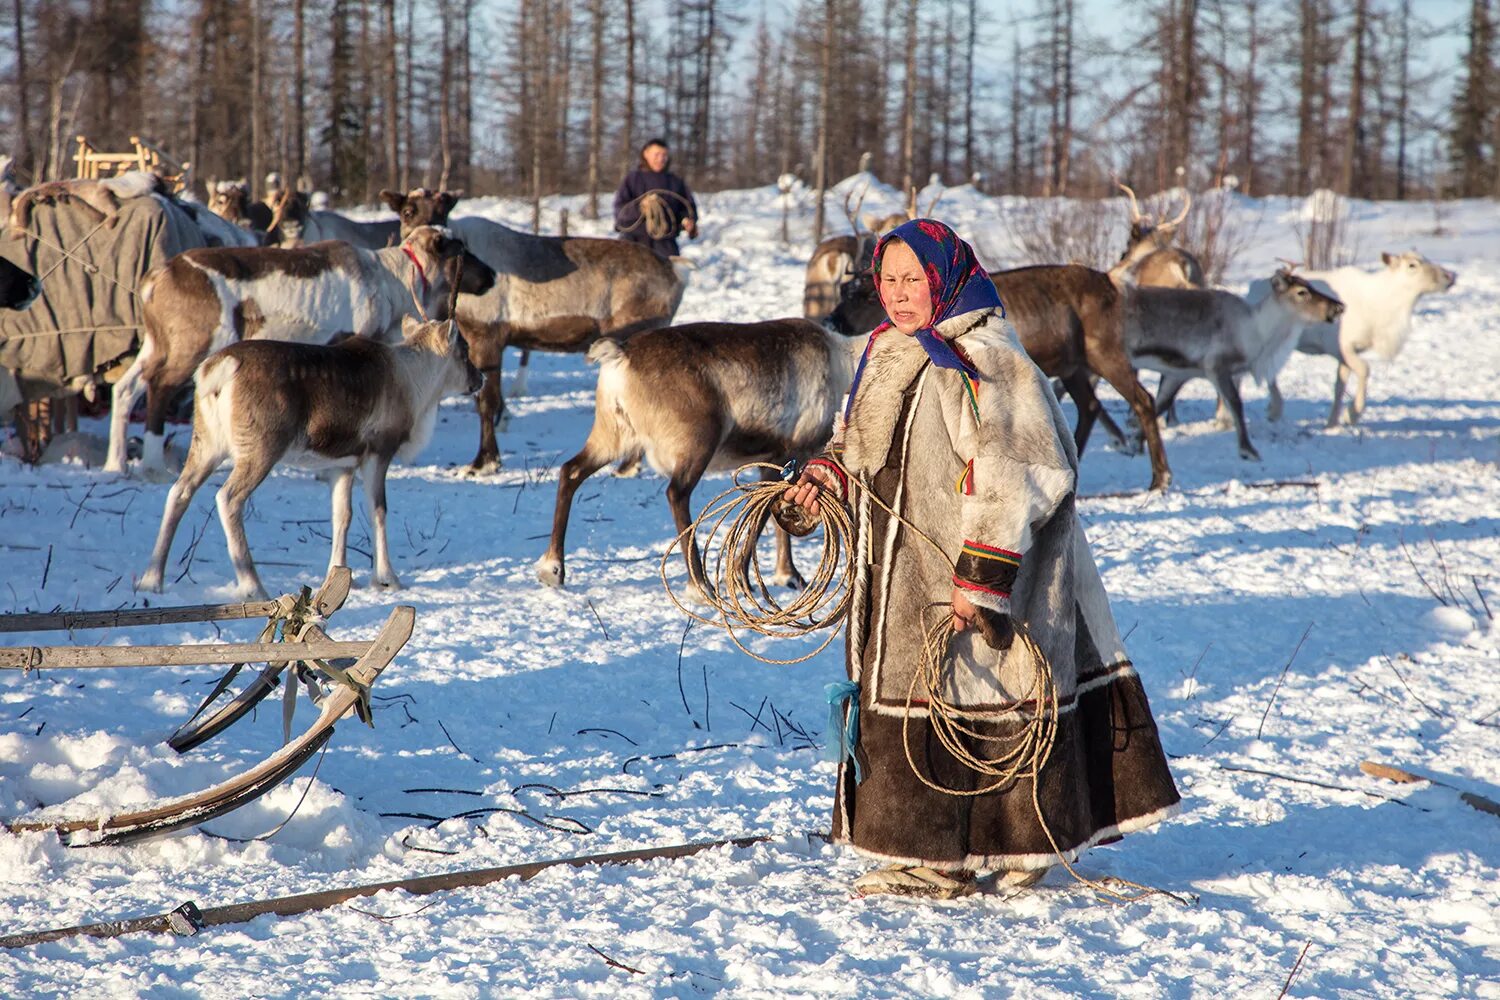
[1,0,1494,213]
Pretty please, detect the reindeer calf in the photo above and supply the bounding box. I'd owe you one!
[536,320,861,595]
[140,317,480,599]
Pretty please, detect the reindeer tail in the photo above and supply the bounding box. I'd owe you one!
[586,338,626,368]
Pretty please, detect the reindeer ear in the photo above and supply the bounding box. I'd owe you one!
[380,189,405,212]
[1381,252,1396,267]
[437,192,460,219]
[401,314,420,338]
[1271,270,1290,293]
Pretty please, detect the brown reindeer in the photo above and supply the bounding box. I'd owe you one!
[1115,182,1204,289]
[267,188,402,249]
[207,179,274,238]
[384,188,689,471]
[140,317,481,599]
[826,256,1173,491]
[537,319,862,595]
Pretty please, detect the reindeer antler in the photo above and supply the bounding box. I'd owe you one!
[843,181,871,234]
[265,187,294,234]
[922,186,945,219]
[1116,180,1147,224]
[1274,257,1303,273]
[1162,190,1193,230]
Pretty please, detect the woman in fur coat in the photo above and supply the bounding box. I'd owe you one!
[782,219,1181,899]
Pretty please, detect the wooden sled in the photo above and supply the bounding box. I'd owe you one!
[0,570,414,846]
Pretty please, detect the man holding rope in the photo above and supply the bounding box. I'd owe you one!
[613,139,698,258]
[779,219,1181,899]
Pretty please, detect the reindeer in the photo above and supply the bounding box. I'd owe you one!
[825,252,1174,491]
[105,226,496,477]
[383,188,690,471]
[1115,182,1204,289]
[1121,270,1345,460]
[804,184,941,323]
[207,179,274,238]
[537,319,863,595]
[267,188,402,250]
[1260,251,1456,427]
[140,317,481,599]
[8,171,169,238]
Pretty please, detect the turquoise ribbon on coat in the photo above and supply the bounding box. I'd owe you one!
[824,681,864,782]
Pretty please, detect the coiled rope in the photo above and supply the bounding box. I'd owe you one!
[663,459,1182,905]
[618,188,695,241]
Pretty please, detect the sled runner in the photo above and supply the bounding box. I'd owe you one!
[0,568,414,845]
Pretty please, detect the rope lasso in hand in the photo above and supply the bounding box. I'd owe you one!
[617,188,695,241]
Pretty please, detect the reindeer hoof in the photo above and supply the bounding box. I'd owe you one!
[1149,472,1172,492]
[770,570,808,590]
[535,557,564,588]
[136,570,164,593]
[467,455,502,475]
[1239,445,1262,462]
[1347,405,1363,425]
[371,574,403,591]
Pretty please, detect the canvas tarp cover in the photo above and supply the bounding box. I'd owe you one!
[0,194,208,400]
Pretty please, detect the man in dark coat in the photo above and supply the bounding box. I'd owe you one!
[613,139,698,258]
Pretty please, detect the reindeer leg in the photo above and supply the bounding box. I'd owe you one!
[761,466,806,590]
[326,467,356,576]
[1208,365,1260,461]
[1060,370,1101,457]
[470,366,503,472]
[536,440,613,588]
[139,440,223,592]
[140,375,181,484]
[105,352,149,474]
[363,454,400,590]
[215,453,275,600]
[666,458,714,602]
[1213,384,1235,430]
[1267,379,1285,423]
[512,349,531,399]
[1327,363,1350,428]
[1100,363,1171,491]
[1346,352,1371,424]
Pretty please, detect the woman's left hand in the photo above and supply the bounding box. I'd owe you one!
[951,588,980,632]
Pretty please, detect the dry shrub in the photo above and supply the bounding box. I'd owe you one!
[1294,189,1359,270]
[1001,197,1121,270]
[1178,187,1256,286]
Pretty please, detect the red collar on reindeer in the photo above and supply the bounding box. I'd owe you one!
[400,243,431,320]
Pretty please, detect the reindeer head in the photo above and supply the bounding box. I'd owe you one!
[208,179,254,228]
[1118,182,1191,252]
[383,188,463,237]
[1381,250,1457,295]
[402,226,492,320]
[401,315,482,396]
[825,238,885,337]
[266,188,310,246]
[1270,269,1344,324]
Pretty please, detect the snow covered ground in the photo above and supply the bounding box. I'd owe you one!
[0,183,1496,998]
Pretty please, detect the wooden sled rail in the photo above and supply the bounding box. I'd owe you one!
[0,567,352,634]
[0,639,372,671]
[3,604,414,847]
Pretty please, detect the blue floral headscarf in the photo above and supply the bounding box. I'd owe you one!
[845,219,1005,420]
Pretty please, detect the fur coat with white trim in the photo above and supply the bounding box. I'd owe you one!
[815,307,1181,873]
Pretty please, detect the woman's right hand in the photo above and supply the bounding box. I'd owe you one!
[773,467,837,537]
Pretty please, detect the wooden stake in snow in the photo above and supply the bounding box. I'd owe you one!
[1359,760,1500,819]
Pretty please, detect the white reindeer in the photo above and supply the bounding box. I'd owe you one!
[140,317,481,599]
[1262,252,1457,426]
[105,226,495,478]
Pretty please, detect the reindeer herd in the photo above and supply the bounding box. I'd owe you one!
[0,169,1459,600]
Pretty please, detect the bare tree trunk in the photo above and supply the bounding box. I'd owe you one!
[1296,0,1318,194]
[12,0,32,177]
[901,0,918,198]
[964,0,976,181]
[1341,0,1368,197]
[1394,0,1410,199]
[402,0,414,189]
[384,0,400,190]
[1242,0,1260,194]
[623,0,636,172]
[583,0,603,218]
[250,0,263,196]
[294,0,306,183]
[812,0,834,241]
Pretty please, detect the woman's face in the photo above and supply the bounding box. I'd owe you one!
[878,240,934,335]
[644,144,670,172]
